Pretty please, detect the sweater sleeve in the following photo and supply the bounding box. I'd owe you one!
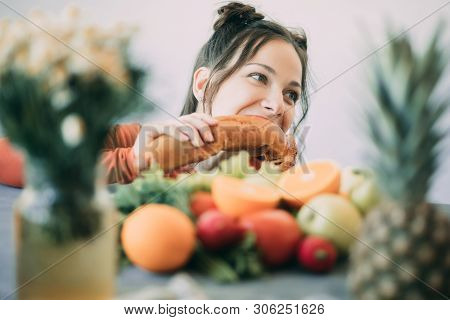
[103,123,142,149]
[101,123,142,184]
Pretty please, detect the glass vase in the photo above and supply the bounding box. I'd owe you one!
[14,161,118,299]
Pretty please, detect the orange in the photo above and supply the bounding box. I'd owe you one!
[211,175,280,217]
[277,160,341,208]
[121,204,196,272]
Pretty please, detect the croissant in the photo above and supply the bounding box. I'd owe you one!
[145,115,297,172]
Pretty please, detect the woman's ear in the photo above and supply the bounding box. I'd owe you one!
[192,67,211,101]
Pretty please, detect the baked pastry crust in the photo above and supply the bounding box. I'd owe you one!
[146,115,297,171]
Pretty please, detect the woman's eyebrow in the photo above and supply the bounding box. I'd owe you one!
[245,63,301,88]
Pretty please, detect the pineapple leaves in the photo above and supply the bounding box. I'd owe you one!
[366,26,448,207]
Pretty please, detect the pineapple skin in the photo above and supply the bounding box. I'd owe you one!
[349,202,450,299]
[347,26,449,300]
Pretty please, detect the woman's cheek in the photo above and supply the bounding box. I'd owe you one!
[210,98,242,117]
[210,81,248,116]
[283,108,295,131]
[212,87,258,116]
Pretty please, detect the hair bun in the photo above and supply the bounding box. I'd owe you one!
[291,29,308,51]
[214,2,264,31]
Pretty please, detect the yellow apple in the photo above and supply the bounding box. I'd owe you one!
[350,179,380,214]
[340,166,366,196]
[297,194,362,252]
[339,166,380,215]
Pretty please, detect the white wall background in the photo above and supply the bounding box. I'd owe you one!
[1,0,449,203]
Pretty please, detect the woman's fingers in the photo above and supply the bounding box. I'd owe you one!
[165,124,189,142]
[147,120,188,142]
[145,113,218,147]
[180,116,215,144]
[177,123,205,147]
[193,113,219,126]
[133,114,218,172]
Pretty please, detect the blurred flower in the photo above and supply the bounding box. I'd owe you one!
[61,4,80,22]
[67,51,92,75]
[29,9,47,27]
[91,47,128,84]
[51,88,73,110]
[61,114,85,147]
[0,5,137,89]
[48,63,69,88]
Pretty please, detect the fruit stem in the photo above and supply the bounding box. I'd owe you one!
[315,249,328,261]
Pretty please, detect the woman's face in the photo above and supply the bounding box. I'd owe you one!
[209,39,303,132]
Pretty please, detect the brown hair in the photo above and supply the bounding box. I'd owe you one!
[180,2,309,133]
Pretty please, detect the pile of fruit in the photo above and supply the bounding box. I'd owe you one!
[115,152,380,282]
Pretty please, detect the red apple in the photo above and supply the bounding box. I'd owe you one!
[297,236,337,272]
[190,191,217,218]
[240,209,302,267]
[196,209,244,251]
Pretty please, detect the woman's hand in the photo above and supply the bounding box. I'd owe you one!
[133,113,218,172]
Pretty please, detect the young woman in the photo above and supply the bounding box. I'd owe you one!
[0,2,309,187]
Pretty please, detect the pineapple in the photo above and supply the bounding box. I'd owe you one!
[348,28,450,299]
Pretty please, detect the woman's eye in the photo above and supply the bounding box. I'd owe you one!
[249,72,267,83]
[285,91,299,103]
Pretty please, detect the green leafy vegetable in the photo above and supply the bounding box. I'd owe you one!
[114,166,192,217]
[190,232,265,283]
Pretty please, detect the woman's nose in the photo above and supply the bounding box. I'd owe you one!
[260,92,284,117]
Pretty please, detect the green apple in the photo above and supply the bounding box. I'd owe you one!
[350,178,380,214]
[340,166,366,195]
[176,170,219,192]
[339,166,380,215]
[244,161,281,188]
[297,194,362,252]
[219,151,257,178]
